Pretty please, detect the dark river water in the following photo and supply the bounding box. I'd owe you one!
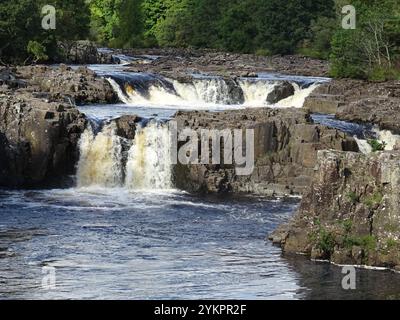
[1,189,400,300]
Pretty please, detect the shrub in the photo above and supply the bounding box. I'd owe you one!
[364,192,384,209]
[27,41,49,63]
[367,139,386,152]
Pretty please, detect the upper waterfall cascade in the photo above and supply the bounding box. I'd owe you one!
[106,73,323,109]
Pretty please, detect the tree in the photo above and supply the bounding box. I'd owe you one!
[0,0,42,63]
[89,0,122,45]
[254,0,335,54]
[117,0,144,48]
[330,0,400,79]
[0,0,90,63]
[153,0,191,47]
[218,1,257,53]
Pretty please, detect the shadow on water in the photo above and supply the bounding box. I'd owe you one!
[284,253,400,300]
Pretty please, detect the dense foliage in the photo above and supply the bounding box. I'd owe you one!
[0,0,399,80]
[0,0,89,63]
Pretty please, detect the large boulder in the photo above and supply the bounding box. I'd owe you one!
[0,92,87,187]
[224,78,245,104]
[270,150,400,270]
[266,81,295,104]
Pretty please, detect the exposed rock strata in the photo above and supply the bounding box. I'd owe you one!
[270,150,400,270]
[172,108,359,195]
[118,48,329,78]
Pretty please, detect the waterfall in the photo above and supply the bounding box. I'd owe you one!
[77,123,124,188]
[354,128,400,154]
[76,120,172,190]
[277,83,320,109]
[106,78,133,104]
[354,137,373,154]
[126,122,172,190]
[375,129,400,151]
[106,73,320,109]
[173,78,235,105]
[239,80,276,106]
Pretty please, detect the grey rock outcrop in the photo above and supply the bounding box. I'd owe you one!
[57,41,114,64]
[270,150,400,270]
[0,92,87,187]
[18,65,118,105]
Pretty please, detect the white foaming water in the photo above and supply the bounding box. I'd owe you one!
[239,80,276,106]
[125,121,173,190]
[277,83,320,109]
[76,121,173,190]
[106,78,132,104]
[354,128,400,154]
[354,137,372,154]
[108,76,320,109]
[77,123,123,188]
[376,129,400,151]
[192,78,231,104]
[173,78,234,105]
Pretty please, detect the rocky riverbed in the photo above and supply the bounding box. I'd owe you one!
[1,46,400,272]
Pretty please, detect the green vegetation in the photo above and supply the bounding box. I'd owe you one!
[368,139,386,152]
[317,227,336,256]
[347,191,359,204]
[385,238,399,250]
[328,0,400,80]
[341,219,353,234]
[0,0,89,64]
[309,219,336,257]
[1,0,399,80]
[343,235,377,253]
[364,191,384,209]
[27,41,49,63]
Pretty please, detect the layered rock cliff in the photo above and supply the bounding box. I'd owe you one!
[270,150,400,270]
[172,108,359,195]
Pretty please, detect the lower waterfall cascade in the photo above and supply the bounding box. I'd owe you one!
[77,123,124,188]
[125,122,173,190]
[76,121,173,190]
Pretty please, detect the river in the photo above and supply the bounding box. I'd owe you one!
[1,57,400,300]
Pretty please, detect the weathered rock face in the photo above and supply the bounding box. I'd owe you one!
[270,150,400,270]
[0,92,87,188]
[172,108,359,195]
[17,65,118,105]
